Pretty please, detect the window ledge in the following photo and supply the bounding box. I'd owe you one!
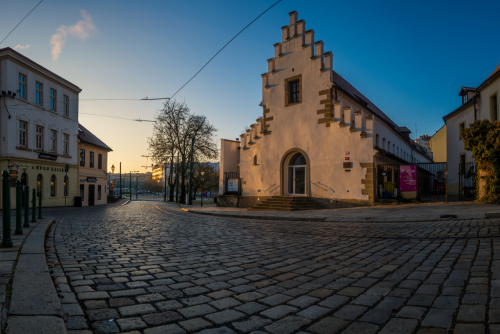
[34,149,46,153]
[16,146,32,152]
[61,154,72,158]
[285,101,302,108]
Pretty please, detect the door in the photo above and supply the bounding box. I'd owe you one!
[288,166,306,195]
[89,185,95,206]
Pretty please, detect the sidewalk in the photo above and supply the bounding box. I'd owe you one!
[182,201,500,222]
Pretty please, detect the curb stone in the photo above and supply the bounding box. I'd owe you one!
[6,218,68,334]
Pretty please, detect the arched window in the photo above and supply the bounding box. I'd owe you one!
[64,175,68,197]
[51,175,56,197]
[37,174,43,194]
[253,155,257,165]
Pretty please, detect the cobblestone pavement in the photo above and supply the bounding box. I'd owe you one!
[45,201,500,334]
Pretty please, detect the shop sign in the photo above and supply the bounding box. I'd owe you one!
[19,163,30,170]
[400,165,417,192]
[80,179,86,182]
[87,177,97,183]
[38,153,58,161]
[9,170,18,187]
[32,165,67,172]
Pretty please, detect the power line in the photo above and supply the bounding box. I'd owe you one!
[0,0,44,46]
[169,0,282,99]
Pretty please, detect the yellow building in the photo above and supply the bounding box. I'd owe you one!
[77,124,112,206]
[430,125,447,163]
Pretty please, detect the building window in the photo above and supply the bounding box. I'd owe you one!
[388,141,391,153]
[50,130,57,152]
[393,144,395,154]
[382,138,386,150]
[459,153,466,173]
[98,154,102,169]
[19,121,27,147]
[491,94,498,122]
[80,184,84,198]
[376,134,379,147]
[36,126,43,150]
[51,175,56,197]
[459,122,465,140]
[284,75,302,107]
[63,134,69,155]
[63,95,69,116]
[18,74,26,100]
[253,155,257,165]
[463,94,468,105]
[50,89,56,111]
[90,152,94,168]
[80,149,85,166]
[98,185,102,200]
[289,80,300,103]
[37,174,43,194]
[64,175,68,196]
[36,82,43,105]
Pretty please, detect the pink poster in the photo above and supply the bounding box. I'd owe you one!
[400,165,417,192]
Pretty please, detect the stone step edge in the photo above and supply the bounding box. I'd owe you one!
[184,209,490,223]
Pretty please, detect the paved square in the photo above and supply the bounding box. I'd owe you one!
[44,202,500,333]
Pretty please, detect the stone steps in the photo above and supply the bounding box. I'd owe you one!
[248,196,328,211]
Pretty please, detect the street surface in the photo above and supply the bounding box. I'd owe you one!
[45,201,500,334]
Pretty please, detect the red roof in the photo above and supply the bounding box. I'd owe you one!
[77,123,112,151]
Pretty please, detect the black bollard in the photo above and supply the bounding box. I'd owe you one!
[24,185,30,228]
[2,171,13,248]
[32,188,36,223]
[15,180,23,235]
[38,190,42,219]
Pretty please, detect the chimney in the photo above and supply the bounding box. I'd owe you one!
[297,20,306,46]
[289,11,298,37]
[274,42,282,58]
[306,30,314,58]
[281,26,290,42]
[315,41,324,69]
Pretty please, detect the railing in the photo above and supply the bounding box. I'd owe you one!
[459,162,477,201]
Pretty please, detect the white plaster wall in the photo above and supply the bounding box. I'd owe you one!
[0,56,80,166]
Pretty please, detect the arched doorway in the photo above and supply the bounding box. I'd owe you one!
[281,149,310,196]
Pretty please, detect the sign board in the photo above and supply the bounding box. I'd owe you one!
[227,178,239,192]
[344,157,350,160]
[9,170,18,187]
[87,177,97,183]
[39,153,58,161]
[399,165,417,192]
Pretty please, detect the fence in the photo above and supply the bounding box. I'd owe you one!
[223,172,241,196]
[458,162,477,201]
[377,163,447,202]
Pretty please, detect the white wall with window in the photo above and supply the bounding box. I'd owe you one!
[0,47,81,209]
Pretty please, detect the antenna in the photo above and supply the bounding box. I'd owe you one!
[415,124,417,141]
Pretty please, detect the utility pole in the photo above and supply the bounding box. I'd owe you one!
[164,164,167,202]
[188,137,195,205]
[120,162,122,198]
[129,171,132,201]
[176,153,180,203]
[136,174,138,200]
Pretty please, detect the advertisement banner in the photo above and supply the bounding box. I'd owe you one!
[400,165,417,192]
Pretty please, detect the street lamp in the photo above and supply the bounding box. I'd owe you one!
[200,171,205,207]
[111,164,115,195]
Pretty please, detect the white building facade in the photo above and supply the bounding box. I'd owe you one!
[219,12,431,208]
[0,47,81,208]
[443,64,500,199]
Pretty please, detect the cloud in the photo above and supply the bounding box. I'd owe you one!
[50,10,97,60]
[13,44,30,50]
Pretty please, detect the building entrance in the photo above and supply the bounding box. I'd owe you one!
[287,153,306,195]
[89,185,95,206]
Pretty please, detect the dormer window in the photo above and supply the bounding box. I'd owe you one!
[463,94,468,104]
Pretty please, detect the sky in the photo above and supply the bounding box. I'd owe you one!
[1,0,499,173]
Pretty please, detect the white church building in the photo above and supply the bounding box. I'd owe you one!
[218,11,431,209]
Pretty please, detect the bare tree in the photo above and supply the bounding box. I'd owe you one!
[148,100,218,204]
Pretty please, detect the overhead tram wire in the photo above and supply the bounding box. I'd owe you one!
[168,0,282,100]
[0,0,44,46]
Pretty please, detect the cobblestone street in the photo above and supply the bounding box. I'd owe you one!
[45,201,500,334]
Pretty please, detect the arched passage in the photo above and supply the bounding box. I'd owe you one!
[280,148,310,196]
